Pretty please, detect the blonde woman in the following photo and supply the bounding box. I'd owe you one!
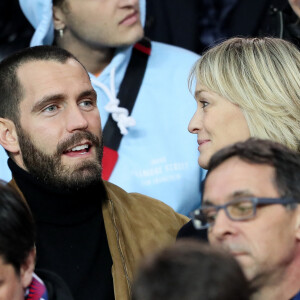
[179,37,300,238]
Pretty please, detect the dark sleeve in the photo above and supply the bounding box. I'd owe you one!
[35,269,74,300]
[177,220,208,241]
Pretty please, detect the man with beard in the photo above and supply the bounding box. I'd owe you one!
[191,138,300,300]
[6,0,205,217]
[0,45,188,300]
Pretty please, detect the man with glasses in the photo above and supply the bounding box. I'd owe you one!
[191,138,300,300]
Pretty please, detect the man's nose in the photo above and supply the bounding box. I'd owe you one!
[65,106,88,132]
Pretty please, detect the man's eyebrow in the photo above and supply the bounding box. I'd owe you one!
[203,190,254,206]
[231,190,254,198]
[78,89,97,101]
[31,94,65,113]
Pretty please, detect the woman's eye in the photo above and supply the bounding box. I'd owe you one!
[200,101,209,109]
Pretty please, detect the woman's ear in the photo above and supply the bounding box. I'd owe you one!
[294,206,300,241]
[0,118,20,154]
[20,248,36,289]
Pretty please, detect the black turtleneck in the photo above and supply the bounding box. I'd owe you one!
[8,159,114,300]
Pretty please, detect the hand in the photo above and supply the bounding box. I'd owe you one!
[289,0,300,18]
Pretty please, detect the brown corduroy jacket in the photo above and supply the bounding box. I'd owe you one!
[10,179,189,300]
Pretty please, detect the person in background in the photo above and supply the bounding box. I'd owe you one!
[132,239,251,300]
[0,45,188,300]
[191,138,300,300]
[0,180,73,300]
[11,0,205,216]
[177,36,300,239]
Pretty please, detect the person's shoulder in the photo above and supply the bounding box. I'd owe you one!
[144,40,200,83]
[103,180,189,226]
[103,181,189,256]
[151,40,200,62]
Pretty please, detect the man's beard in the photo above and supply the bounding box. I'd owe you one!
[16,126,103,190]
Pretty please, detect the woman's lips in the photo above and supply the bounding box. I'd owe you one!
[197,139,210,150]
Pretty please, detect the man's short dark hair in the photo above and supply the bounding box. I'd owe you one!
[132,239,251,300]
[207,138,300,201]
[0,181,35,274]
[0,45,84,126]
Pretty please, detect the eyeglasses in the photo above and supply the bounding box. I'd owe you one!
[191,197,297,230]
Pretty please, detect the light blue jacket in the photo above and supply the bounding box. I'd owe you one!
[1,0,206,215]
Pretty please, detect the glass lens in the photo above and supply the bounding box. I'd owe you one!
[227,199,254,219]
[201,206,218,225]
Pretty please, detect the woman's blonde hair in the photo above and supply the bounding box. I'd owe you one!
[190,37,300,152]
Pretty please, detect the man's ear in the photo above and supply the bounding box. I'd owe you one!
[0,118,20,154]
[53,4,67,31]
[20,248,36,289]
